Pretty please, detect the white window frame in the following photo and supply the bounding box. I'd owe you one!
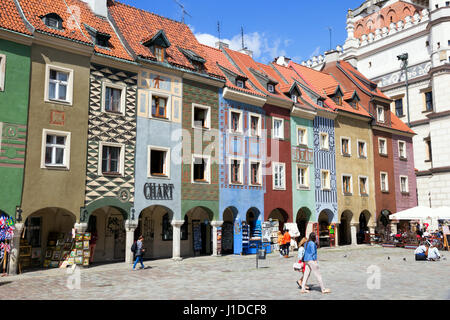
[272,117,284,140]
[248,112,262,137]
[380,172,389,192]
[249,159,262,186]
[398,140,407,159]
[358,175,369,196]
[149,90,172,121]
[357,139,367,159]
[41,129,71,170]
[102,81,126,115]
[321,169,331,190]
[148,145,171,179]
[267,83,275,93]
[229,109,243,134]
[44,64,74,105]
[191,154,211,184]
[378,138,387,156]
[291,94,298,103]
[400,175,409,193]
[340,136,352,156]
[320,132,329,150]
[297,165,309,189]
[342,174,353,195]
[236,79,244,88]
[229,156,244,185]
[272,162,286,190]
[0,54,6,92]
[192,103,211,130]
[98,141,125,176]
[297,126,308,146]
[377,106,385,123]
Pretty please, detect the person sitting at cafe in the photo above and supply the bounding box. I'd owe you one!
[427,243,441,261]
[414,242,428,261]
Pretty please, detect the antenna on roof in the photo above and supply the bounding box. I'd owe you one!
[218,21,221,43]
[327,26,333,51]
[173,0,192,23]
[241,26,247,50]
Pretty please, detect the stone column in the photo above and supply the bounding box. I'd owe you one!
[305,222,314,239]
[8,223,24,275]
[350,222,358,246]
[334,224,340,247]
[171,220,185,261]
[210,221,224,257]
[369,227,376,246]
[125,220,137,264]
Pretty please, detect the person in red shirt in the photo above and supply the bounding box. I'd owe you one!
[283,230,291,258]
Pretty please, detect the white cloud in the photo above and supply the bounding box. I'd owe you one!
[195,31,291,63]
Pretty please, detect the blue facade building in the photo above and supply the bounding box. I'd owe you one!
[219,90,266,255]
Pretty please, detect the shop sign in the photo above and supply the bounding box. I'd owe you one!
[144,183,175,200]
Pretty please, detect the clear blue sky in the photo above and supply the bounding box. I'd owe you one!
[119,0,363,63]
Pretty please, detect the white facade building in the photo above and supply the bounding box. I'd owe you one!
[302,0,450,208]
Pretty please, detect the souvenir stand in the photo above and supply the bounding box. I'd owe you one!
[58,232,92,268]
[0,214,14,275]
[242,221,263,255]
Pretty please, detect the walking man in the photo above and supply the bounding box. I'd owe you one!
[132,236,146,270]
[283,230,291,258]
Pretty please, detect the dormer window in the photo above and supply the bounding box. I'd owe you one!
[334,95,343,106]
[317,100,324,107]
[291,94,298,103]
[155,46,164,62]
[179,48,207,72]
[377,106,385,123]
[85,24,111,48]
[236,79,244,88]
[267,83,275,93]
[42,13,63,30]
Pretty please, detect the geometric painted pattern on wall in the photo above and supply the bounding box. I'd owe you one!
[84,64,137,206]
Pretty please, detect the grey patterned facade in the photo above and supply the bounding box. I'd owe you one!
[83,63,137,220]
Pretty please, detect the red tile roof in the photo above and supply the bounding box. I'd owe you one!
[0,0,32,35]
[201,44,264,98]
[289,61,371,118]
[108,1,223,79]
[322,60,414,135]
[224,47,292,103]
[17,0,133,60]
[354,1,424,39]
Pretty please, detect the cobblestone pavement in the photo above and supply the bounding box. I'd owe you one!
[1,246,449,300]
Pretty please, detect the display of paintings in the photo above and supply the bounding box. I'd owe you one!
[52,251,61,260]
[45,249,53,259]
[20,245,31,257]
[67,258,74,265]
[83,250,90,258]
[55,246,62,252]
[74,256,83,265]
[75,234,83,241]
[64,242,72,250]
[83,233,91,241]
[70,250,76,257]
[83,258,89,266]
[49,261,59,268]
[56,239,65,246]
[83,241,89,249]
[75,241,83,250]
[43,260,51,268]
[76,250,83,257]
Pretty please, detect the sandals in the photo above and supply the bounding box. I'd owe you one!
[296,281,310,290]
[322,289,331,294]
[301,289,310,294]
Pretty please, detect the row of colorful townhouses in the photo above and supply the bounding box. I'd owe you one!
[0,0,417,273]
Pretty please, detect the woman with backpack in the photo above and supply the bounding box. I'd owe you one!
[132,236,146,270]
[301,232,331,294]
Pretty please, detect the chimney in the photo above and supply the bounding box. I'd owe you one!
[274,56,291,67]
[324,49,340,63]
[240,48,253,58]
[215,41,229,50]
[82,0,108,18]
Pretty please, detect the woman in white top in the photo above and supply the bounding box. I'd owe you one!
[427,245,441,261]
